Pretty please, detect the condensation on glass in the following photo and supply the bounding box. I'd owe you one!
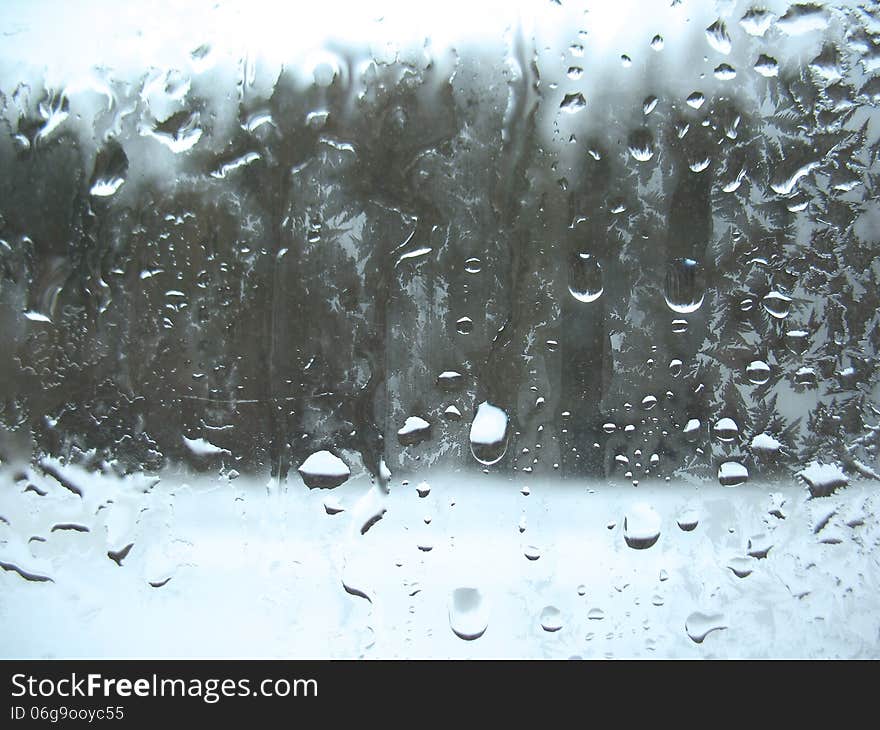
[0,0,879,658]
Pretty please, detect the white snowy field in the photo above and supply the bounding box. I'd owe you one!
[1,461,878,658]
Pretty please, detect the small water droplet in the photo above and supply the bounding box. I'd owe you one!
[464,257,482,274]
[650,35,664,51]
[456,316,474,335]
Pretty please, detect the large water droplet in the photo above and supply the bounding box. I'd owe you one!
[713,417,739,443]
[469,402,509,466]
[746,360,771,384]
[464,257,482,274]
[777,3,829,35]
[449,588,489,641]
[540,605,563,632]
[568,253,603,302]
[740,8,774,37]
[628,128,655,162]
[623,504,662,550]
[762,291,792,319]
[718,461,749,487]
[705,19,732,54]
[297,450,350,489]
[397,416,431,446]
[560,92,586,114]
[685,612,727,643]
[664,258,705,314]
[686,91,705,109]
[754,54,779,77]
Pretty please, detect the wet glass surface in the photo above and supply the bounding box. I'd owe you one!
[1,0,879,657]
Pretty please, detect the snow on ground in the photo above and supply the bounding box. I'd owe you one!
[1,462,879,658]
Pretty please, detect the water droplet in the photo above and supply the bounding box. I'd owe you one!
[664,258,705,314]
[685,612,727,643]
[683,418,701,442]
[686,91,705,109]
[623,504,662,550]
[751,433,781,455]
[621,54,632,67]
[689,157,711,173]
[449,588,489,641]
[89,140,128,197]
[523,545,541,561]
[150,110,203,153]
[771,159,820,195]
[297,450,350,489]
[713,417,739,443]
[416,481,431,498]
[798,462,848,498]
[643,95,659,115]
[754,54,779,77]
[785,329,810,355]
[567,66,583,80]
[397,416,431,446]
[777,3,829,35]
[641,395,657,410]
[456,316,474,335]
[469,402,509,466]
[740,8,775,37]
[746,360,771,384]
[762,291,792,319]
[705,20,732,55]
[540,606,563,632]
[677,509,699,531]
[718,461,749,487]
[669,359,683,377]
[444,405,462,420]
[437,371,464,390]
[728,556,755,578]
[671,319,689,334]
[628,128,655,162]
[650,35,664,51]
[464,257,482,274]
[587,607,605,620]
[714,63,736,80]
[577,584,587,596]
[560,92,587,114]
[568,253,603,303]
